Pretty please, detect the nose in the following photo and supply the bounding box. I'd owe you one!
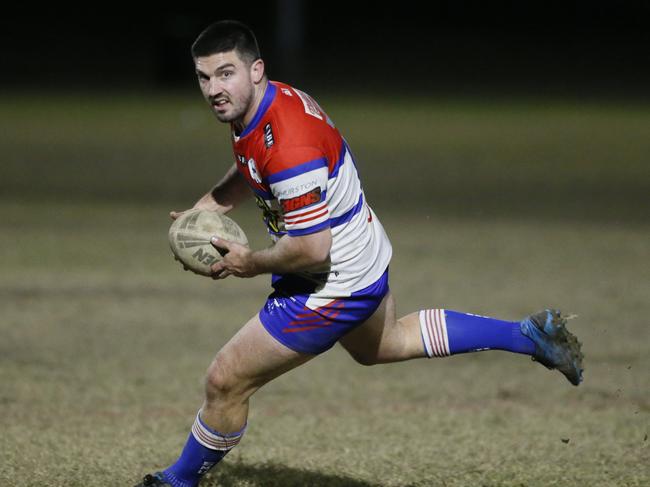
[208,77,223,97]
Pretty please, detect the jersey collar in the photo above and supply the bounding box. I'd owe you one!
[236,81,277,139]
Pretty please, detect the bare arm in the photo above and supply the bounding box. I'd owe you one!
[170,163,251,219]
[209,227,332,279]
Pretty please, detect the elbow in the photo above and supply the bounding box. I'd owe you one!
[312,247,331,267]
[310,241,331,266]
[306,229,332,266]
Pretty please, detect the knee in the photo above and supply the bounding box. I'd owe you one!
[204,357,241,402]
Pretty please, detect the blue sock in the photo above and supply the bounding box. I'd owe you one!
[419,309,535,357]
[162,411,246,487]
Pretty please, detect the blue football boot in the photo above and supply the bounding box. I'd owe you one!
[520,309,584,386]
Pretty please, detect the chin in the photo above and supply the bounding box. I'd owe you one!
[213,111,233,123]
[214,108,242,124]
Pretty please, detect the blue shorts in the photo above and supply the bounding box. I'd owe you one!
[259,268,390,355]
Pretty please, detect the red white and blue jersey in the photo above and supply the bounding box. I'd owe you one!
[232,81,392,308]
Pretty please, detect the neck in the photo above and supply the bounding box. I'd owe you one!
[234,78,269,134]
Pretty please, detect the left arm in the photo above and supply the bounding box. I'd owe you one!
[210,227,332,279]
[212,145,333,279]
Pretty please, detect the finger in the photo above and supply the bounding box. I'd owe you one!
[211,261,226,275]
[211,270,231,280]
[211,268,230,280]
[210,236,232,256]
[170,211,181,220]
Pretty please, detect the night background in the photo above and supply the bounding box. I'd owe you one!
[1,3,648,487]
[2,2,649,95]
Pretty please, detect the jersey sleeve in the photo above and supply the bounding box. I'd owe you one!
[263,146,330,237]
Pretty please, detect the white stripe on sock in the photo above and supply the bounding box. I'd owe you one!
[434,309,451,356]
[419,310,434,357]
[191,412,246,451]
[419,309,451,358]
[431,309,444,356]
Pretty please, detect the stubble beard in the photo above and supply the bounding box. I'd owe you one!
[213,88,254,125]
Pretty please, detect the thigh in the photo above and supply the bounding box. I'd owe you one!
[338,291,424,363]
[338,291,397,360]
[260,270,391,355]
[214,313,316,390]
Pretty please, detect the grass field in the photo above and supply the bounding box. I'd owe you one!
[1,93,648,486]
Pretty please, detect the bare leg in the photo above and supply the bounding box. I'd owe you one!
[339,291,426,365]
[148,314,315,486]
[340,293,583,387]
[201,313,314,432]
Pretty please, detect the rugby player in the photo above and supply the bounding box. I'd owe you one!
[135,20,583,487]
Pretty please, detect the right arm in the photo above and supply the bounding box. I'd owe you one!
[170,163,251,219]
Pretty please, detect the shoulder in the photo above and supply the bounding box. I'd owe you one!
[260,84,325,166]
[266,82,331,136]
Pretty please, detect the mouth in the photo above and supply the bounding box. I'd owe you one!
[212,99,229,110]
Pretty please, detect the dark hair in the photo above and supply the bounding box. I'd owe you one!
[191,20,261,65]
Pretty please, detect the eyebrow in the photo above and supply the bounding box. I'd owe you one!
[196,63,236,77]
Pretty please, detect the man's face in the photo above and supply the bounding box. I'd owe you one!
[194,50,261,125]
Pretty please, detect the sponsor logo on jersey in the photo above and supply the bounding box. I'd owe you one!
[279,187,322,213]
[274,179,319,199]
[264,123,275,148]
[281,88,293,96]
[247,157,262,184]
[237,154,262,184]
[295,89,323,120]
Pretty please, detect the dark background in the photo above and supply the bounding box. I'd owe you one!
[2,1,649,96]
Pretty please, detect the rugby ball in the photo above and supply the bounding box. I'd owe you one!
[168,209,249,276]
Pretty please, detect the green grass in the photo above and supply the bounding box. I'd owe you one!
[1,202,648,486]
[0,93,648,486]
[2,92,649,220]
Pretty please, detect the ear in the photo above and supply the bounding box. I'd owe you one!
[250,58,265,84]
